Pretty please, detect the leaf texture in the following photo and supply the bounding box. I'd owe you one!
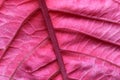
[0,0,120,80]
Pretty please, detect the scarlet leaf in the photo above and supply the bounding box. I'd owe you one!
[0,0,120,80]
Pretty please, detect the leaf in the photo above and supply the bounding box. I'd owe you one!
[0,0,120,80]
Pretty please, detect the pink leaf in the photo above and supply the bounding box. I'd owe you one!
[0,0,120,80]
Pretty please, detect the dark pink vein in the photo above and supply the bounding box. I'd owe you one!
[61,49,120,68]
[55,28,120,48]
[39,0,68,80]
[50,9,120,26]
[0,8,39,62]
[31,59,56,73]
[49,70,60,80]
[9,37,48,80]
[6,8,40,80]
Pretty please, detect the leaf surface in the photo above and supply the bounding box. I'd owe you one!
[0,0,120,80]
